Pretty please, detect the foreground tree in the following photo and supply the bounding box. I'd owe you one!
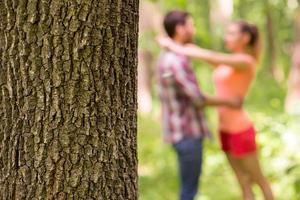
[0,0,138,199]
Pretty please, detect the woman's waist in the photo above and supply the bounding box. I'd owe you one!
[219,125,255,135]
[218,108,249,119]
[215,91,247,100]
[217,106,246,114]
[218,111,253,133]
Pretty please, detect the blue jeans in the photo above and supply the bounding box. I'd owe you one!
[173,137,203,200]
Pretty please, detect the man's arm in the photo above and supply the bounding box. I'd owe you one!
[202,95,242,108]
[166,58,242,109]
[168,59,206,107]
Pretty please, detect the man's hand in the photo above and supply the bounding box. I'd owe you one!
[225,97,243,108]
[201,95,243,108]
[194,99,205,110]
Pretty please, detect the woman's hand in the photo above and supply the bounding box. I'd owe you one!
[156,36,175,50]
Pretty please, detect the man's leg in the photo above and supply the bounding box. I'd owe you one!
[173,138,203,200]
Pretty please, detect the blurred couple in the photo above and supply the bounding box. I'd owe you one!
[156,10,274,200]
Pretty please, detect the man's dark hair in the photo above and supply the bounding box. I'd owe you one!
[163,10,190,38]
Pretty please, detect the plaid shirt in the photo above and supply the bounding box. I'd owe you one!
[157,51,211,143]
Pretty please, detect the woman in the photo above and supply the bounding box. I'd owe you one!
[158,21,274,200]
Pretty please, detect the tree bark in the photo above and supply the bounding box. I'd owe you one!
[286,10,300,113]
[0,0,138,199]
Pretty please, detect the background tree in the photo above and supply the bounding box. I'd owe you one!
[138,1,163,114]
[138,0,300,199]
[263,0,285,82]
[0,0,138,199]
[286,7,300,113]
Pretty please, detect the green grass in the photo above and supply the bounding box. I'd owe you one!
[138,115,240,200]
[138,65,300,199]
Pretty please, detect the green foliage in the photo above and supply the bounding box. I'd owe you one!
[233,0,295,73]
[139,68,300,199]
[138,0,300,199]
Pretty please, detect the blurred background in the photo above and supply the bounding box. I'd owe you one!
[138,0,300,199]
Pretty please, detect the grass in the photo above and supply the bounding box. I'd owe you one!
[138,115,241,200]
[138,65,300,199]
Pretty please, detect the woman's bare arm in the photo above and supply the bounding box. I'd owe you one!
[157,37,255,70]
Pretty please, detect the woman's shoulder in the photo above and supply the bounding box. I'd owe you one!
[239,53,257,68]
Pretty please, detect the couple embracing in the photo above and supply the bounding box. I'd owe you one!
[156,10,274,200]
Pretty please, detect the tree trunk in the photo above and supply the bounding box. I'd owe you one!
[138,0,162,114]
[210,0,233,48]
[0,0,138,199]
[236,0,246,19]
[286,10,300,113]
[264,0,284,82]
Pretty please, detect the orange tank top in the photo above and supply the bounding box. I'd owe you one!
[213,64,255,133]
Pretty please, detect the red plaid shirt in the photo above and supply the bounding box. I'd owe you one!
[157,51,211,143]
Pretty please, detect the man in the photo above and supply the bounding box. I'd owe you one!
[157,10,240,200]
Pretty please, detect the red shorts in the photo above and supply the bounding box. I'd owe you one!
[220,126,257,158]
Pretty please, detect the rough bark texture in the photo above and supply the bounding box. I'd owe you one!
[286,11,300,112]
[0,0,138,199]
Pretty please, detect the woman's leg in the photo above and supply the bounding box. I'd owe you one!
[239,153,274,200]
[226,154,255,200]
